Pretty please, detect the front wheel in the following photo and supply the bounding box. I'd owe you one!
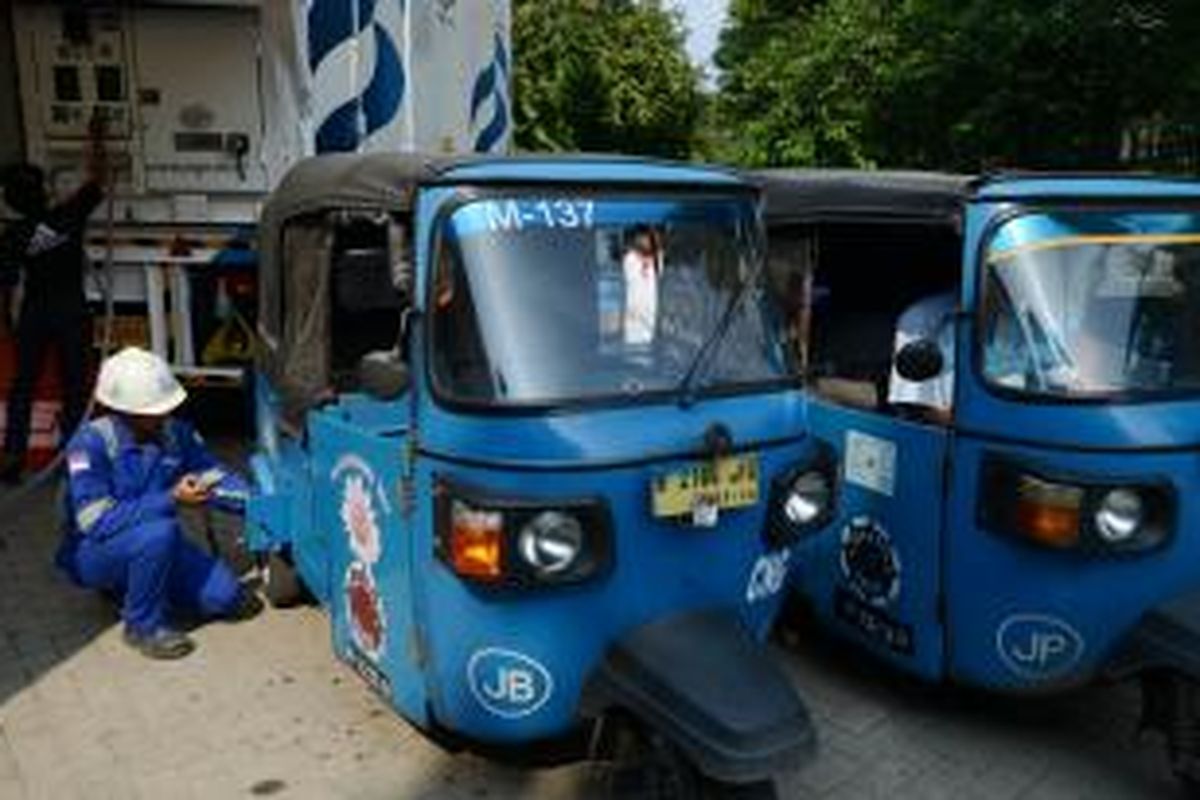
[260,550,304,608]
[1140,670,1200,791]
[602,715,778,800]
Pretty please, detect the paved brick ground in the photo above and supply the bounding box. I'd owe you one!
[0,480,1186,799]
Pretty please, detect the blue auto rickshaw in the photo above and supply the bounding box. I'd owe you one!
[243,153,819,797]
[760,169,1200,788]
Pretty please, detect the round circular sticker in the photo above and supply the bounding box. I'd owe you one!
[467,648,554,720]
[839,516,902,607]
[996,614,1085,682]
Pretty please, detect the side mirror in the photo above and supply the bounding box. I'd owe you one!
[894,339,945,383]
[359,350,410,400]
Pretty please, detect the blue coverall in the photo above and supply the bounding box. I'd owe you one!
[56,415,251,636]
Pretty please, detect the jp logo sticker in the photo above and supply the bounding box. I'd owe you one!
[468,648,554,720]
[839,517,902,608]
[346,562,386,661]
[746,550,791,604]
[996,614,1085,681]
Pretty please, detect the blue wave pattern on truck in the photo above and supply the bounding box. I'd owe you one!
[308,0,406,153]
[470,32,509,153]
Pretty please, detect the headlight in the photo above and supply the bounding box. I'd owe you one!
[784,471,831,526]
[435,480,612,589]
[979,456,1173,555]
[518,511,585,575]
[768,455,837,548]
[1094,488,1144,544]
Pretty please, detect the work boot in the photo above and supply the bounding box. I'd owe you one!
[122,626,195,660]
[226,590,264,622]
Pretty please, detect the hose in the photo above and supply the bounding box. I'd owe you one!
[0,171,120,510]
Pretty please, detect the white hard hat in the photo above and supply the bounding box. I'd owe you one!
[94,347,187,416]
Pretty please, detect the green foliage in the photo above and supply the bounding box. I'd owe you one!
[512,0,702,158]
[715,0,1200,170]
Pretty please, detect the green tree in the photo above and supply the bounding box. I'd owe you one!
[715,0,1200,170]
[512,0,703,157]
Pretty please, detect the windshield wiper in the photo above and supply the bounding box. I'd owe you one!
[675,261,764,408]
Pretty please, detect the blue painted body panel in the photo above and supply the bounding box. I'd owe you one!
[413,434,810,742]
[794,401,948,682]
[944,437,1200,689]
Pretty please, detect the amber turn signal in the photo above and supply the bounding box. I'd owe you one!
[1013,474,1083,548]
[448,500,504,581]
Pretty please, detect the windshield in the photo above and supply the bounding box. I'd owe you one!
[981,211,1200,399]
[431,193,792,406]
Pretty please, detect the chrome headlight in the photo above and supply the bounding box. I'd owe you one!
[768,456,837,548]
[1094,488,1145,544]
[517,510,586,576]
[784,471,832,527]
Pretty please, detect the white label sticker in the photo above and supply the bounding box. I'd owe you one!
[691,499,719,528]
[844,430,897,497]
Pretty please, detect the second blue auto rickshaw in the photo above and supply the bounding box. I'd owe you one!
[242,153,823,797]
[761,168,1200,788]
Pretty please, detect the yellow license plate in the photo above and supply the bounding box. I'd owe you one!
[651,454,760,519]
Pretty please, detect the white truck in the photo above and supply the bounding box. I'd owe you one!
[0,0,510,400]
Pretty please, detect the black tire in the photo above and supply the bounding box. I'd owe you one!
[262,550,303,608]
[696,778,777,800]
[605,716,778,800]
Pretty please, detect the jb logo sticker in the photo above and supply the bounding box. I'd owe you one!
[468,648,554,720]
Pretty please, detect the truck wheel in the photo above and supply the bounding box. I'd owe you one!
[262,550,304,608]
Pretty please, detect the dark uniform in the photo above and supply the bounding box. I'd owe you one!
[0,179,101,466]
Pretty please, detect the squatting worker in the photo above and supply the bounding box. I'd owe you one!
[0,116,108,483]
[56,347,259,660]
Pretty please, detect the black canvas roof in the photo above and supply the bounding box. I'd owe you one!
[756,169,974,225]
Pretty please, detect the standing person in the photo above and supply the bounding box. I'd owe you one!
[0,116,108,483]
[56,347,259,660]
[622,224,663,350]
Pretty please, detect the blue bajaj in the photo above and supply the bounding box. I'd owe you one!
[762,169,1200,789]
[245,154,817,797]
